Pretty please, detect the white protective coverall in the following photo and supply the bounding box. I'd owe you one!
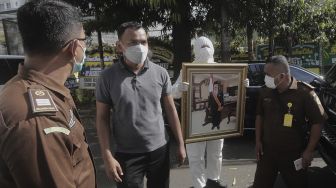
[172,36,224,188]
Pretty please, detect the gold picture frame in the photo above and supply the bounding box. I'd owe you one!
[181,63,248,143]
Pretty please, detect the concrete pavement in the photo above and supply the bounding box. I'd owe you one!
[170,158,332,188]
[79,106,335,188]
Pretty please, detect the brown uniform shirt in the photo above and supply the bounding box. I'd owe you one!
[256,77,325,152]
[0,65,95,187]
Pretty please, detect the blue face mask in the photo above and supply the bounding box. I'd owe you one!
[72,43,86,73]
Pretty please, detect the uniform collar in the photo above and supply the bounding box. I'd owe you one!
[289,77,298,90]
[18,64,71,98]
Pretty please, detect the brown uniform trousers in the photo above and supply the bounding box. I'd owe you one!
[0,65,96,187]
[253,78,325,188]
[253,147,307,188]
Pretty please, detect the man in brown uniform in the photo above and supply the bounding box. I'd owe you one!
[252,55,325,188]
[0,1,95,187]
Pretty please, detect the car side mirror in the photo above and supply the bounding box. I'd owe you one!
[311,78,325,88]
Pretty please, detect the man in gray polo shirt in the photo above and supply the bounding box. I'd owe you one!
[95,21,186,188]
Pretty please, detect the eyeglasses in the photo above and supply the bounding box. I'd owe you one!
[62,37,86,48]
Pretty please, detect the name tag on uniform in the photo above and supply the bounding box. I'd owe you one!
[283,102,293,127]
[28,89,58,113]
[44,127,70,135]
[283,114,293,127]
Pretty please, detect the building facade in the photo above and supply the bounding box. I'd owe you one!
[0,0,27,11]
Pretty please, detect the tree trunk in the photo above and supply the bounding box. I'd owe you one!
[172,0,192,77]
[97,30,105,69]
[268,0,275,58]
[247,22,255,61]
[287,0,293,63]
[95,4,105,69]
[220,2,231,63]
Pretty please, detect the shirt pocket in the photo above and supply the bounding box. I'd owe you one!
[263,98,275,112]
[72,136,84,167]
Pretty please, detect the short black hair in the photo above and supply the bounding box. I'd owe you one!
[214,81,221,85]
[267,55,290,74]
[17,0,82,56]
[117,21,146,39]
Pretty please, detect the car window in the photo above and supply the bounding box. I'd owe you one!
[325,64,336,88]
[0,57,23,85]
[248,63,321,87]
[290,66,316,84]
[248,64,265,86]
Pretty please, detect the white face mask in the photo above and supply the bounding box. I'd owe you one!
[195,47,214,63]
[264,75,278,89]
[124,44,148,65]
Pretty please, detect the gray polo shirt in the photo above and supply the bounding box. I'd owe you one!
[96,59,171,153]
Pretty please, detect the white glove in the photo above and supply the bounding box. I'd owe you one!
[177,82,189,92]
[244,78,249,87]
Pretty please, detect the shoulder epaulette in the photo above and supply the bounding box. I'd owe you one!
[28,88,58,114]
[297,81,315,90]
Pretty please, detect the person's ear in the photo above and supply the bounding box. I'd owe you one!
[68,40,79,57]
[116,41,123,54]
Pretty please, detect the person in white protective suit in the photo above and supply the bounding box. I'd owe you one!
[172,36,227,188]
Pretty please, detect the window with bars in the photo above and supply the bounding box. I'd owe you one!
[6,2,11,9]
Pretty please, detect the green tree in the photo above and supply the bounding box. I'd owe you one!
[66,0,194,75]
[65,0,174,66]
[66,0,336,66]
[254,0,336,58]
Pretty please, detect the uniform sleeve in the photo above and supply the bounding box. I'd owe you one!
[0,117,92,188]
[162,68,172,96]
[305,90,325,125]
[95,71,113,105]
[256,89,264,116]
[171,70,182,99]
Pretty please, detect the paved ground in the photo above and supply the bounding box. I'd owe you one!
[171,158,333,188]
[170,136,334,188]
[79,106,336,188]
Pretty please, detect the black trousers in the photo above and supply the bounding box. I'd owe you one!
[115,144,170,188]
[211,109,221,129]
[253,148,308,188]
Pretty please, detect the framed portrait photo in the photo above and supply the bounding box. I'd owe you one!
[181,63,248,143]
